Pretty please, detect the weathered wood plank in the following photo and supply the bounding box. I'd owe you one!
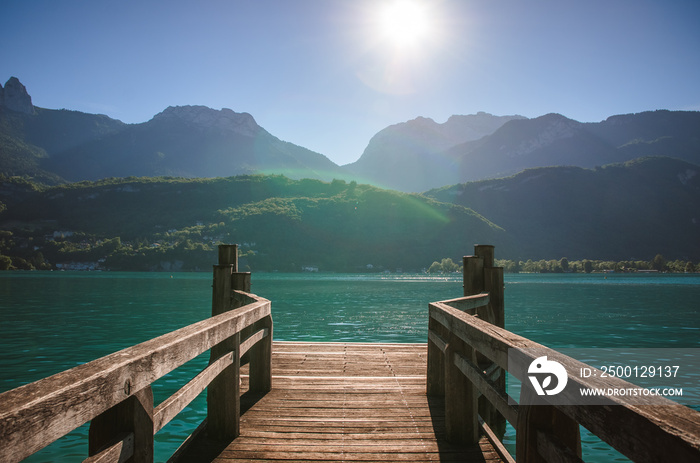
[438,293,490,313]
[453,351,518,427]
[174,342,505,463]
[0,298,270,463]
[481,420,517,463]
[82,432,133,463]
[430,302,700,463]
[463,255,485,296]
[153,352,234,434]
[88,387,153,463]
[238,328,268,359]
[445,333,479,444]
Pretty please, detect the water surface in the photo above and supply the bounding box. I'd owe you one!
[1,271,698,462]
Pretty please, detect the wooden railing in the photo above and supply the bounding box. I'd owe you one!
[0,244,272,463]
[428,245,700,462]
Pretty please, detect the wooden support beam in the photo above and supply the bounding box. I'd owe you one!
[88,387,153,463]
[207,245,242,441]
[232,272,251,297]
[84,433,133,463]
[247,317,273,393]
[484,267,505,328]
[218,244,238,270]
[439,293,490,313]
[211,264,233,316]
[444,334,479,444]
[453,351,518,428]
[153,352,234,434]
[206,331,240,441]
[482,266,507,437]
[516,388,581,463]
[463,255,484,296]
[0,298,269,463]
[463,246,507,439]
[481,419,517,463]
[427,312,449,397]
[474,244,495,269]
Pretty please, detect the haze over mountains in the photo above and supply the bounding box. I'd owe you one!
[1,77,699,267]
[3,77,699,192]
[344,113,526,191]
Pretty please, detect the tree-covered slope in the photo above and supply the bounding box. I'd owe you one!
[3,157,698,271]
[0,175,506,271]
[426,156,700,261]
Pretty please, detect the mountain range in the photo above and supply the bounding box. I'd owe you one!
[342,113,525,191]
[426,156,700,261]
[3,77,699,191]
[1,76,699,268]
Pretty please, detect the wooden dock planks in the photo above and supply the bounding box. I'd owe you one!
[179,341,504,462]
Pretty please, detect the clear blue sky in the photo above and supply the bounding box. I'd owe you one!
[2,0,699,165]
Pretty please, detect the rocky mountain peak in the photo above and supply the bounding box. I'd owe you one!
[152,105,260,137]
[361,112,526,158]
[496,113,582,158]
[1,77,36,115]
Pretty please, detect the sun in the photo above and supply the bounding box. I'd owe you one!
[377,0,432,50]
[357,0,444,94]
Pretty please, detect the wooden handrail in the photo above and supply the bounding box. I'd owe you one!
[0,293,271,463]
[428,278,700,462]
[83,432,134,463]
[438,292,490,314]
[153,351,234,435]
[0,245,273,463]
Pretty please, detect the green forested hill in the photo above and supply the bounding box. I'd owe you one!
[426,156,700,261]
[0,175,506,271]
[1,156,698,272]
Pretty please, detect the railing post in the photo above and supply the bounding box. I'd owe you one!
[218,245,238,271]
[207,244,241,440]
[232,272,251,304]
[231,267,272,393]
[485,267,504,328]
[88,386,154,463]
[474,244,495,268]
[426,308,446,397]
[464,245,507,438]
[516,388,582,462]
[463,255,484,296]
[248,314,273,393]
[444,334,479,444]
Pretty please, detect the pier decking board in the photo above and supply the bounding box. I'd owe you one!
[176,341,504,462]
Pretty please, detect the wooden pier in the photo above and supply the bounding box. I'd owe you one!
[1,244,699,463]
[175,341,505,462]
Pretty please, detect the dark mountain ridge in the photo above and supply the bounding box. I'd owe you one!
[43,105,342,181]
[426,156,700,261]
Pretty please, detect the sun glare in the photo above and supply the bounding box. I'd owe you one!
[357,0,445,94]
[378,0,432,50]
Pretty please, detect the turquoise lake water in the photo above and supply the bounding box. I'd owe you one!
[1,271,698,462]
